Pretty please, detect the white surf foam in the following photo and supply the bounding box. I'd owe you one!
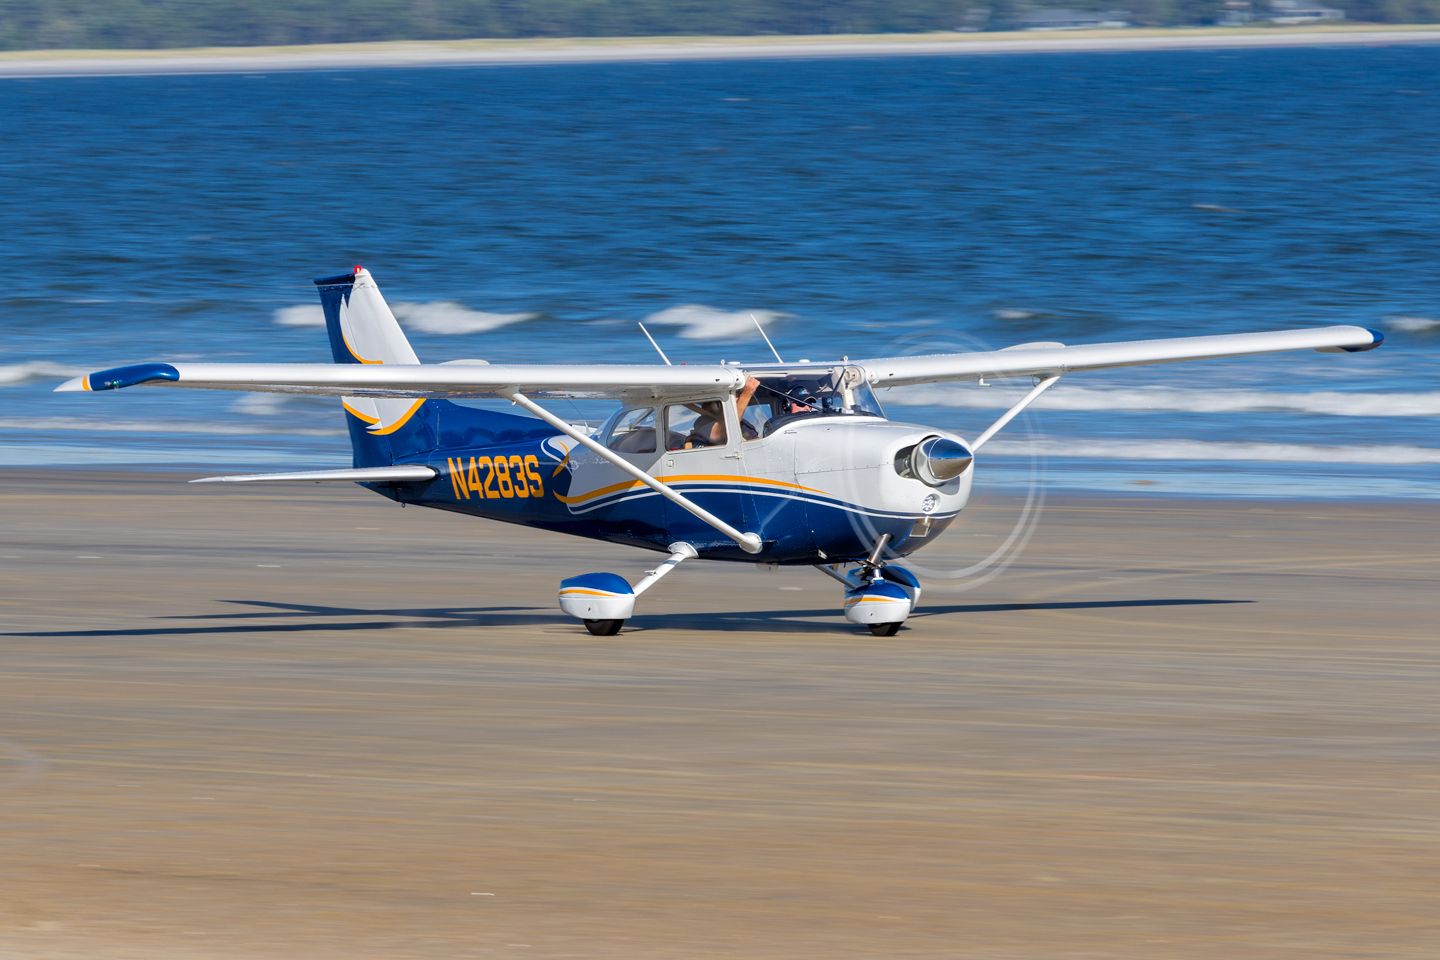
[992,308,1043,321]
[644,305,788,341]
[985,437,1440,466]
[273,304,325,327]
[1386,315,1440,333]
[0,416,340,437]
[272,302,536,335]
[231,394,290,416]
[0,361,80,387]
[891,385,1440,418]
[392,302,537,335]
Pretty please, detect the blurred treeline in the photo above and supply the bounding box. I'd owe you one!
[1,0,1436,50]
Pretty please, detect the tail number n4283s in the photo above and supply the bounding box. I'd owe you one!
[448,455,544,501]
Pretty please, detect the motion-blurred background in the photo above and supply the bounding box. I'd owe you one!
[4,30,1437,497]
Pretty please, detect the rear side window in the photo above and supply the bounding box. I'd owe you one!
[666,401,728,451]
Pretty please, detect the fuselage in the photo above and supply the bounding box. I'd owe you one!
[374,413,972,565]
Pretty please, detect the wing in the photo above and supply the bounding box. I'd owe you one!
[55,361,745,400]
[858,326,1384,387]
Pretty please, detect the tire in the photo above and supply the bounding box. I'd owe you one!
[868,621,902,637]
[584,618,624,637]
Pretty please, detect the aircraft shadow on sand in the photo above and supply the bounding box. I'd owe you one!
[8,597,1252,639]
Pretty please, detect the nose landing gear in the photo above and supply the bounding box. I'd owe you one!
[818,534,922,637]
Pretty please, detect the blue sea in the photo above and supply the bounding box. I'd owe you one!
[3,47,1438,497]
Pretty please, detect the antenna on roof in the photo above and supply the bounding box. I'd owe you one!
[751,313,784,363]
[637,322,673,366]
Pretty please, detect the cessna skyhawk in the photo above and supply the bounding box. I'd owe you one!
[58,267,1384,635]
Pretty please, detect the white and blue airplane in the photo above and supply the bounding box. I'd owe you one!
[58,267,1383,635]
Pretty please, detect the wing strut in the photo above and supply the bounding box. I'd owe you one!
[503,390,764,555]
[971,375,1062,452]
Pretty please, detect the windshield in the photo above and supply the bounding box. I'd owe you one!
[744,366,885,437]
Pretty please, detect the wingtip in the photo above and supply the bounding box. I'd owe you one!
[1333,327,1385,353]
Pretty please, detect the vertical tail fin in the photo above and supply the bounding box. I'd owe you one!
[314,267,554,468]
[315,267,439,467]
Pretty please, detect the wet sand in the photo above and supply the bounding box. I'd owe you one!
[1,470,1438,958]
[3,27,1440,78]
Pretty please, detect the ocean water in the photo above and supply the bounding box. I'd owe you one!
[3,47,1438,497]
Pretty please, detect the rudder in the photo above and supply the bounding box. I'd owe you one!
[313,267,552,468]
[315,267,435,467]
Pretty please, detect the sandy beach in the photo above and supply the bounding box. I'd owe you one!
[3,26,1440,77]
[2,469,1437,958]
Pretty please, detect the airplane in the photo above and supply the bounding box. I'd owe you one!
[57,267,1384,636]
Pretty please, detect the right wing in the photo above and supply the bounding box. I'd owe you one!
[858,325,1384,388]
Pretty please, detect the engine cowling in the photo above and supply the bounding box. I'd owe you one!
[903,436,973,487]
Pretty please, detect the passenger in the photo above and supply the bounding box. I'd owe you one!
[687,401,726,447]
[687,377,762,447]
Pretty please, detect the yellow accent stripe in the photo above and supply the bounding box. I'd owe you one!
[368,399,426,436]
[341,328,383,365]
[559,588,625,597]
[555,474,824,506]
[81,376,91,392]
[342,401,380,425]
[845,595,905,605]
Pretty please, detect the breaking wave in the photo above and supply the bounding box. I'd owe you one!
[231,394,290,416]
[985,438,1440,465]
[644,305,788,341]
[890,385,1440,418]
[1386,315,1440,333]
[0,416,340,437]
[392,302,537,335]
[0,361,80,387]
[272,304,325,327]
[272,302,536,335]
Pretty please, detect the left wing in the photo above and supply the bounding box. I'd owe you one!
[858,325,1383,388]
[55,361,745,400]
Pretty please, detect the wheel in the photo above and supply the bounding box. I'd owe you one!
[584,618,624,636]
[868,621,903,637]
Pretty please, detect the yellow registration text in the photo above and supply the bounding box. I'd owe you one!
[448,454,544,501]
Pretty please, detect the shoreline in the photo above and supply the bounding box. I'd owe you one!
[3,25,1440,77]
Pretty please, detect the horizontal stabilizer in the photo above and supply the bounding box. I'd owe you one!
[190,465,437,484]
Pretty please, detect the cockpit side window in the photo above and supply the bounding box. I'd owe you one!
[666,400,728,451]
[604,407,657,454]
[750,368,885,436]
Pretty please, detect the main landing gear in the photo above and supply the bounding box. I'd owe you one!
[817,534,922,637]
[557,537,921,637]
[557,543,698,636]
